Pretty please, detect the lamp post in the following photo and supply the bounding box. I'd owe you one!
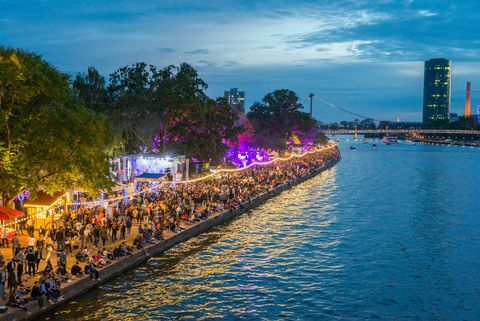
[308,93,314,117]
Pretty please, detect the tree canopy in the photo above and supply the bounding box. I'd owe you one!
[0,47,113,204]
[247,89,319,148]
[74,62,242,161]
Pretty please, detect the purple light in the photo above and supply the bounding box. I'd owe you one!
[226,147,270,167]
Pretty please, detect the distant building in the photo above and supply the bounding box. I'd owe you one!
[449,113,459,122]
[224,88,245,110]
[359,118,376,129]
[465,81,471,117]
[423,58,452,125]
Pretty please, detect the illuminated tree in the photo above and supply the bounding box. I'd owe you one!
[247,89,318,147]
[0,47,113,205]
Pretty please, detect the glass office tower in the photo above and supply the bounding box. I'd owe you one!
[423,58,451,125]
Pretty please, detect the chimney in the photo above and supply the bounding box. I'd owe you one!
[465,81,471,117]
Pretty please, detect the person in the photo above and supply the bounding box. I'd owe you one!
[34,248,41,272]
[30,280,44,308]
[26,234,36,251]
[100,226,108,247]
[0,261,6,306]
[26,217,34,237]
[45,236,54,263]
[7,260,17,294]
[38,226,46,237]
[26,249,37,276]
[15,250,24,283]
[55,227,65,251]
[11,234,20,256]
[7,287,27,310]
[120,221,126,240]
[36,234,45,260]
[59,250,67,271]
[1,228,8,248]
[93,225,100,248]
[88,258,100,281]
[111,221,118,242]
[71,261,83,276]
[126,216,132,235]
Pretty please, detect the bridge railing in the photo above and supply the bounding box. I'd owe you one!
[322,129,480,135]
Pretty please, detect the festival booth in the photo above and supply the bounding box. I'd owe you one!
[111,154,190,192]
[23,191,67,228]
[0,206,24,238]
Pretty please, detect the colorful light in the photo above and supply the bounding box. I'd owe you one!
[1,142,338,228]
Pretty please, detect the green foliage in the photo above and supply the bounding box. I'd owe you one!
[247,89,318,148]
[72,66,109,113]
[107,62,159,153]
[152,63,241,161]
[0,47,113,204]
[75,62,242,160]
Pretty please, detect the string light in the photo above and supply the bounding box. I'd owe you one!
[0,142,338,229]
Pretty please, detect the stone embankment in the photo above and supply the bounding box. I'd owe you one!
[2,158,339,321]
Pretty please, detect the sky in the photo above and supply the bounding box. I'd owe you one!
[1,0,480,122]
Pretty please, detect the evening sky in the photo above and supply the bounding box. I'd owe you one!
[1,0,479,122]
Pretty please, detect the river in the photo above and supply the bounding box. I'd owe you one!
[41,138,480,320]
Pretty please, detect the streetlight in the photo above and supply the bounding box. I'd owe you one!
[308,93,314,117]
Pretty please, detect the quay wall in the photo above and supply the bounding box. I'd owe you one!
[3,158,339,321]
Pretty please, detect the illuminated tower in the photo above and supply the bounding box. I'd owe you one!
[465,81,471,117]
[423,58,451,125]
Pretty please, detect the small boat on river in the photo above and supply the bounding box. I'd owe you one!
[382,135,398,144]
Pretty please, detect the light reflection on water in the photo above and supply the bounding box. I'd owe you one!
[42,140,480,320]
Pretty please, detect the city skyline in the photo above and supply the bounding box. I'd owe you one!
[1,0,480,122]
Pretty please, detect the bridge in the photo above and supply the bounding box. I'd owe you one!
[322,129,480,135]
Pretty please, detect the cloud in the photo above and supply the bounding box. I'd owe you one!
[185,49,210,54]
[1,0,479,121]
[418,10,437,17]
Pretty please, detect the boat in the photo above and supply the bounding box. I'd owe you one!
[350,146,357,150]
[372,143,377,148]
[382,135,398,144]
[363,139,369,144]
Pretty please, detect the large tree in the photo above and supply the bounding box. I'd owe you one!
[152,64,241,161]
[0,47,113,205]
[247,89,318,147]
[107,62,159,153]
[72,66,109,113]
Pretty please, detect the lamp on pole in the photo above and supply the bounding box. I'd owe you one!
[308,93,314,117]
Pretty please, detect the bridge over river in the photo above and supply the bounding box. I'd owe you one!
[323,129,480,135]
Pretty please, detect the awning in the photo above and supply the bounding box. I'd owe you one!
[24,191,65,207]
[0,206,24,220]
[134,173,165,181]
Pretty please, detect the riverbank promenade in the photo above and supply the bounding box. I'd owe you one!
[0,144,340,321]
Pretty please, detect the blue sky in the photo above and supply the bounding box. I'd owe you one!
[1,0,480,122]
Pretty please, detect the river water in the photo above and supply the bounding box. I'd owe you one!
[42,138,480,320]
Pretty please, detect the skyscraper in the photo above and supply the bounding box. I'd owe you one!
[423,58,451,125]
[224,88,245,110]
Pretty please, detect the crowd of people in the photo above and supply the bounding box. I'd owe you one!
[0,145,339,311]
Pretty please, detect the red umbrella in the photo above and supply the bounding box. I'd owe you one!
[0,206,24,220]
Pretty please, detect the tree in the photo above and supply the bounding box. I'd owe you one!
[107,62,159,153]
[247,89,318,147]
[72,66,109,113]
[152,64,242,162]
[0,47,113,205]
